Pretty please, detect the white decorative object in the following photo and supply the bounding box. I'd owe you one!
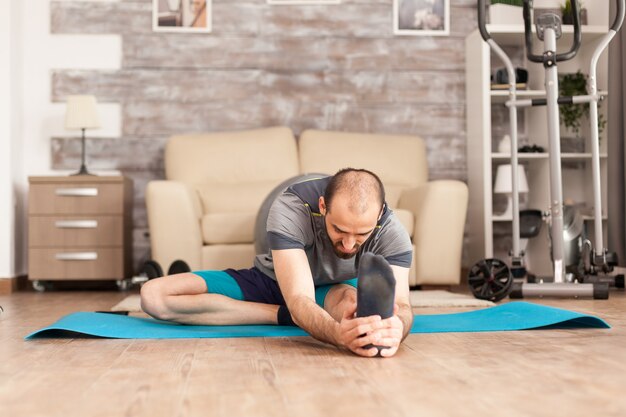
[494,164,529,219]
[489,4,524,25]
[498,134,512,153]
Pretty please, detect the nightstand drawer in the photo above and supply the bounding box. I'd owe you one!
[29,216,123,247]
[29,183,124,215]
[28,248,124,280]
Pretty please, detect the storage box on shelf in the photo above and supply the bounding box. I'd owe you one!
[465,24,609,276]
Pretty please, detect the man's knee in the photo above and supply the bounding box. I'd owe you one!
[338,286,357,305]
[326,285,357,310]
[140,278,172,320]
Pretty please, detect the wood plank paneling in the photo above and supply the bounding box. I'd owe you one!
[121,36,466,71]
[52,69,465,104]
[50,0,478,272]
[119,100,464,136]
[51,1,477,38]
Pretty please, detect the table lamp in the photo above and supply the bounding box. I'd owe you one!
[65,95,100,176]
[494,164,529,219]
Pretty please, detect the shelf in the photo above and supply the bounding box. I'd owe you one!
[487,24,609,46]
[582,215,608,221]
[561,153,608,160]
[492,215,514,222]
[492,153,608,161]
[491,90,608,104]
[492,215,607,223]
[492,153,547,160]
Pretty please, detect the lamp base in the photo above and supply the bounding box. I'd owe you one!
[71,129,97,176]
[70,165,97,176]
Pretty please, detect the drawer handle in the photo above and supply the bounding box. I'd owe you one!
[55,252,98,261]
[55,220,98,229]
[55,188,98,197]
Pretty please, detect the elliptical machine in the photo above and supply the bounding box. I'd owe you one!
[468,0,625,301]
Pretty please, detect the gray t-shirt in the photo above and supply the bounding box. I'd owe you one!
[254,176,413,286]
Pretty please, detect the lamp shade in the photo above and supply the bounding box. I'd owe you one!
[494,164,529,194]
[65,95,100,130]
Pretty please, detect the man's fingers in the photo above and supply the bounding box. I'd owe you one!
[352,346,380,358]
[379,345,399,358]
[345,316,383,340]
[350,332,383,349]
[368,327,402,340]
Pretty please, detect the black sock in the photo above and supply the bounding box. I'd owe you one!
[356,253,396,354]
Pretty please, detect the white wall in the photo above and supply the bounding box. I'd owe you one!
[6,0,122,278]
[0,0,15,278]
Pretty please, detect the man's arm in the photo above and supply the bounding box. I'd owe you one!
[272,248,337,344]
[272,248,385,355]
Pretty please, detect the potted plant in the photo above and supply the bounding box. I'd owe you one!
[561,0,588,25]
[559,70,606,138]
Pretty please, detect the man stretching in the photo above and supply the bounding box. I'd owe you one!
[141,168,414,357]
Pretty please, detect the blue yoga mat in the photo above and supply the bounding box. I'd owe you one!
[25,302,609,340]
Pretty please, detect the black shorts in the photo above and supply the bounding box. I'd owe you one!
[192,267,358,307]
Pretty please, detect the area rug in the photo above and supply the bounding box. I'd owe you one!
[409,290,495,308]
[111,294,142,312]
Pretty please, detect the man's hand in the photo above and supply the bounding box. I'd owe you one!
[372,304,404,357]
[335,304,403,358]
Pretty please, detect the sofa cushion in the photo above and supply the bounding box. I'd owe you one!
[166,126,299,185]
[202,212,256,244]
[298,130,428,191]
[384,184,406,209]
[201,244,256,270]
[197,181,280,214]
[393,208,414,238]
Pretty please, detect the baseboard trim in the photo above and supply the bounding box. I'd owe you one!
[0,275,28,295]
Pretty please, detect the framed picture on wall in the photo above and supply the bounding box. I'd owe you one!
[394,0,449,36]
[267,1,341,4]
[153,0,212,33]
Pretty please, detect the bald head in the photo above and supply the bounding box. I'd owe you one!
[323,168,385,215]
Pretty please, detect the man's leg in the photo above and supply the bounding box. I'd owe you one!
[319,281,358,322]
[140,272,279,325]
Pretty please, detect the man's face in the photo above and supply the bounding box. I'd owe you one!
[319,195,381,259]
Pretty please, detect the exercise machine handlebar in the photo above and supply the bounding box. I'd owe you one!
[612,0,625,32]
[524,0,580,63]
[477,0,490,42]
[479,0,625,43]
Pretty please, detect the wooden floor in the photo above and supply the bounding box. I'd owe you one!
[1,290,625,417]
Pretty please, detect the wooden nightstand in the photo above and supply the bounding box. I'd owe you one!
[28,175,133,291]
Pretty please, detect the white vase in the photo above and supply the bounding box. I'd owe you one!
[489,4,524,25]
[498,135,512,154]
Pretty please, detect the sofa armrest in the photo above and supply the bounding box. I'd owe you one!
[398,180,469,285]
[146,180,204,271]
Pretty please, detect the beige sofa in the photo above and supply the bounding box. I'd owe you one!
[146,126,468,286]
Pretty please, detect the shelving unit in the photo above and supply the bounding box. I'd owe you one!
[465,24,610,276]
